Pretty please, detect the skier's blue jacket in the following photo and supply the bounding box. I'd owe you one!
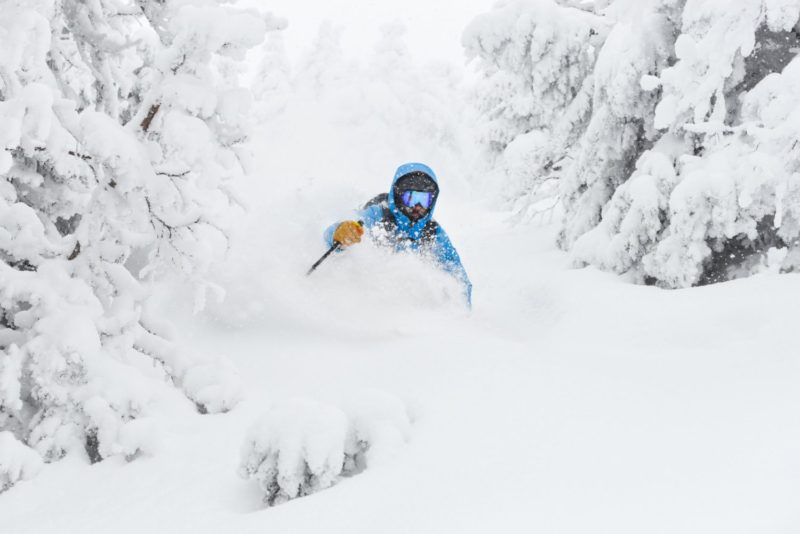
[324,163,472,305]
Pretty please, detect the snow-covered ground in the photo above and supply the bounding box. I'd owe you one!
[4,102,800,534]
[5,206,800,533]
[3,4,800,534]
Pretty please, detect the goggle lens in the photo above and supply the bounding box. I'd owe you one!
[400,190,433,209]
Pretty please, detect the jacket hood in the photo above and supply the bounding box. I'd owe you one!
[387,162,439,238]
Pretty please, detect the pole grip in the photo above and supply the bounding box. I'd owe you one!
[306,220,363,276]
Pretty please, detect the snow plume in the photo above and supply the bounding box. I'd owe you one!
[202,20,476,329]
[0,0,268,476]
[469,0,800,287]
[239,391,411,506]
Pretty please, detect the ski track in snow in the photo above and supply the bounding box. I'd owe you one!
[4,28,800,534]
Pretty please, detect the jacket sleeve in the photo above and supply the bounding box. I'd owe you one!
[323,205,385,247]
[433,226,472,307]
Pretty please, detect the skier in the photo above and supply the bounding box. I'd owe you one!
[324,162,472,306]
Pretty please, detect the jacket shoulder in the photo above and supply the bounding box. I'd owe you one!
[363,193,389,210]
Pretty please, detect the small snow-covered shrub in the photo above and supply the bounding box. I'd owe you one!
[239,393,411,506]
[0,431,43,493]
[239,399,352,506]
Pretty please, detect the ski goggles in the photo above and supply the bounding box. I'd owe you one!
[400,190,434,209]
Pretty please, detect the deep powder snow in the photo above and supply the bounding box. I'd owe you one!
[2,5,800,533]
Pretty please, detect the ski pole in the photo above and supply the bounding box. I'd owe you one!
[306,221,363,276]
[307,242,341,275]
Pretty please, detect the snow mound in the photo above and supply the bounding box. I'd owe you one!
[182,357,245,414]
[0,432,43,493]
[343,389,411,468]
[204,220,470,333]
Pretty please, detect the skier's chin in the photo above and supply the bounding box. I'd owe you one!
[404,208,428,222]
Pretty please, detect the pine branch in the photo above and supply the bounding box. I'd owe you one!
[67,242,81,261]
[4,146,92,161]
[140,103,160,132]
[156,170,190,178]
[170,54,187,75]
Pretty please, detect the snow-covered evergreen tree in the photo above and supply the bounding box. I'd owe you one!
[251,17,291,121]
[0,0,268,484]
[639,1,800,286]
[469,0,800,287]
[464,0,610,218]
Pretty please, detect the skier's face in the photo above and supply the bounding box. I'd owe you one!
[406,203,429,221]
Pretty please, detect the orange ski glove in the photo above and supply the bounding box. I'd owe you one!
[332,220,364,247]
